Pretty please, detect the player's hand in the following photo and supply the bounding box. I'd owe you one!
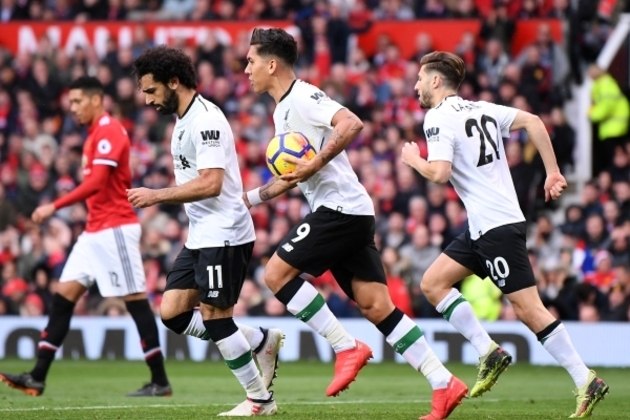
[127,187,158,208]
[544,172,567,202]
[400,142,421,167]
[31,203,56,224]
[280,155,320,184]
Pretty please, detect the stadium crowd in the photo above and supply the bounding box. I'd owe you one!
[0,0,628,324]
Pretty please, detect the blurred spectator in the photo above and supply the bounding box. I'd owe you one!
[399,224,441,287]
[548,107,575,173]
[588,64,630,176]
[381,246,413,317]
[477,38,509,90]
[527,212,564,266]
[479,1,515,51]
[375,0,415,20]
[584,250,616,293]
[460,275,502,321]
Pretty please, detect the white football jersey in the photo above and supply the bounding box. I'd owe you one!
[424,95,524,240]
[273,80,374,216]
[171,94,255,248]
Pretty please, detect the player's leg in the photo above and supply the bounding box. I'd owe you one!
[267,254,363,396]
[343,238,467,419]
[424,235,512,398]
[0,280,86,396]
[124,293,171,396]
[506,286,609,417]
[351,278,467,419]
[195,243,276,416]
[160,248,283,388]
[94,225,170,397]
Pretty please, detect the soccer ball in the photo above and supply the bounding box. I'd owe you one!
[265,132,316,176]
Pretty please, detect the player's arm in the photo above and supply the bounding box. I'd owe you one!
[281,108,363,184]
[316,108,363,167]
[243,177,296,209]
[400,143,452,184]
[32,164,111,224]
[128,168,223,208]
[510,109,567,201]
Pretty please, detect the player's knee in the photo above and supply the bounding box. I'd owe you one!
[420,275,436,298]
[356,297,394,323]
[263,266,291,293]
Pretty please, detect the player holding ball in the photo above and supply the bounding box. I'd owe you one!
[243,27,467,419]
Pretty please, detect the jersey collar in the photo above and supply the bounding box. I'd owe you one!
[88,113,109,133]
[180,93,199,119]
[435,94,458,109]
[279,79,297,103]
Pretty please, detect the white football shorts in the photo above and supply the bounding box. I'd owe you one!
[60,223,146,297]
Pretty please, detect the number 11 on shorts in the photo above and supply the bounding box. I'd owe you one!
[207,265,223,289]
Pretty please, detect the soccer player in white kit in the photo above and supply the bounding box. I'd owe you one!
[244,28,467,419]
[401,51,609,418]
[0,77,171,397]
[129,46,281,416]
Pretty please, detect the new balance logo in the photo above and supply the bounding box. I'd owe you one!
[207,291,219,298]
[200,130,220,141]
[179,155,191,169]
[281,243,294,252]
[178,130,185,141]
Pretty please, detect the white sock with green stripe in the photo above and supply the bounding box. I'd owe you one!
[216,331,270,400]
[379,309,452,389]
[281,279,355,353]
[436,288,493,356]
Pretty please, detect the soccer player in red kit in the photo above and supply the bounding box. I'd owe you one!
[0,76,171,397]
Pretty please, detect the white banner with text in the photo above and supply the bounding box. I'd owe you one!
[0,317,627,367]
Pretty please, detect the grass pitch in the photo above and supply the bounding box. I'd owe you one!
[0,359,627,419]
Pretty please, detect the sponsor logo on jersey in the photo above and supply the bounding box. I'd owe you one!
[178,130,185,141]
[425,127,440,142]
[179,155,191,169]
[97,139,112,154]
[200,130,221,147]
[207,290,219,298]
[284,109,290,121]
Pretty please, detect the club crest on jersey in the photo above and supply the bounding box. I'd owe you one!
[200,130,220,147]
[97,139,112,154]
[425,127,440,142]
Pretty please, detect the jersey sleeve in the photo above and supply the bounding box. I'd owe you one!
[424,109,455,163]
[92,122,128,167]
[192,112,231,170]
[480,101,518,137]
[293,84,345,128]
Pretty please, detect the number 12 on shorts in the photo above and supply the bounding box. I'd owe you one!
[207,265,223,289]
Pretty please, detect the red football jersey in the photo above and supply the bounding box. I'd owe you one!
[82,114,138,232]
